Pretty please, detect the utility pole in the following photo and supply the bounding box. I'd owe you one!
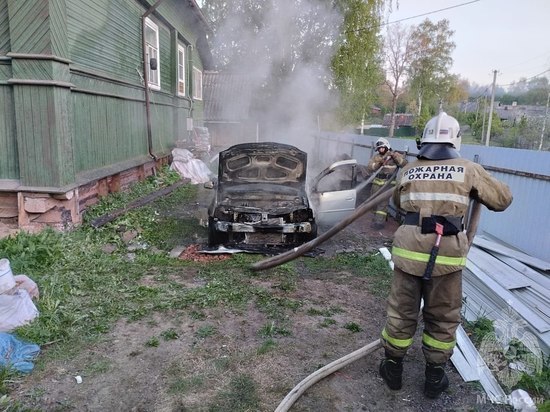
[539,89,550,151]
[485,70,498,146]
[481,94,487,141]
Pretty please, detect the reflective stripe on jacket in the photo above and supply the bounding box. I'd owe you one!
[392,157,512,277]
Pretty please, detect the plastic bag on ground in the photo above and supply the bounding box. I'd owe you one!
[0,289,39,332]
[0,332,40,374]
[170,148,213,184]
[14,274,39,300]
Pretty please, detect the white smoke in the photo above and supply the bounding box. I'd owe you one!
[208,0,342,158]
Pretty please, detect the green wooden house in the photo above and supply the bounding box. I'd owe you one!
[0,0,212,230]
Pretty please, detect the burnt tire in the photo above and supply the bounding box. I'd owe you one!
[208,217,228,247]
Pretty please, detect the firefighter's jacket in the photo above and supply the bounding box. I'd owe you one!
[366,151,407,184]
[392,157,513,277]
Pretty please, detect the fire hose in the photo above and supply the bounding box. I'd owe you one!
[273,201,482,412]
[250,164,483,411]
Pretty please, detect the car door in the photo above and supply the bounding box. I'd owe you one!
[310,159,360,226]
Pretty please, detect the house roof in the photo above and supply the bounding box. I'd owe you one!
[382,113,415,127]
[185,0,211,31]
[203,72,254,122]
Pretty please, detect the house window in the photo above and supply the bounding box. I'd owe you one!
[177,45,186,96]
[145,18,160,90]
[193,67,202,100]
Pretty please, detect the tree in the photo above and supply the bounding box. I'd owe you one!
[383,23,415,137]
[202,0,396,131]
[201,0,343,139]
[330,0,386,126]
[445,74,469,106]
[407,19,455,116]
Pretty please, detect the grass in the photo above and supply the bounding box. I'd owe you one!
[343,322,362,333]
[463,317,495,346]
[300,251,393,297]
[195,325,217,339]
[463,317,549,406]
[208,374,260,411]
[0,165,394,409]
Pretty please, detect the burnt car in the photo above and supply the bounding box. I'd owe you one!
[310,158,377,227]
[207,142,317,250]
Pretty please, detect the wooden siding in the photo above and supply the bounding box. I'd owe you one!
[1,0,205,185]
[0,0,9,54]
[65,0,198,174]
[0,83,18,179]
[13,84,75,187]
[7,0,68,57]
[66,0,143,82]
[72,92,148,172]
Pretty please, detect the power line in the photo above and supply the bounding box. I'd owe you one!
[497,68,550,88]
[499,51,550,72]
[346,0,481,34]
[383,0,481,27]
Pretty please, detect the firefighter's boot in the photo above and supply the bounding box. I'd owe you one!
[379,355,403,390]
[424,362,449,398]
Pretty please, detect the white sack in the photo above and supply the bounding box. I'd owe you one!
[170,148,213,184]
[14,275,39,300]
[0,289,39,332]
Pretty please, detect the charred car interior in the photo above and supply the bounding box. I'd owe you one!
[207,142,317,251]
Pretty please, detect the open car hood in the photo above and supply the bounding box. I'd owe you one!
[217,142,307,190]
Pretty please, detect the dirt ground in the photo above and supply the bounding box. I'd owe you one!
[8,189,512,412]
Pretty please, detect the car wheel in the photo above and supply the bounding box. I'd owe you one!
[308,221,318,241]
[208,217,228,247]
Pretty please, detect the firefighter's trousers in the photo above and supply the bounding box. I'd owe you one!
[370,179,394,224]
[381,267,462,364]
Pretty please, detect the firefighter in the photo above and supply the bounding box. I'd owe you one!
[379,112,513,398]
[366,138,408,229]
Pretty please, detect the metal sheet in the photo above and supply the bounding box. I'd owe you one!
[468,246,532,290]
[473,236,550,271]
[491,252,550,291]
[466,260,550,333]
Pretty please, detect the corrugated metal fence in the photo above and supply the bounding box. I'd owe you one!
[312,132,550,263]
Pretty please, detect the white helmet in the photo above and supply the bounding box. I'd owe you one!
[421,112,461,151]
[375,138,391,151]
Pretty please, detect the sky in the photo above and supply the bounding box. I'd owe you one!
[385,0,550,88]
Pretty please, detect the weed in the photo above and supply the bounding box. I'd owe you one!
[0,368,16,396]
[307,306,345,317]
[208,374,259,412]
[85,359,111,375]
[145,337,160,347]
[300,252,393,296]
[161,329,179,341]
[258,321,291,338]
[213,357,231,372]
[464,317,495,346]
[514,356,550,401]
[190,311,206,320]
[0,395,35,412]
[195,325,216,339]
[320,318,337,328]
[169,375,205,394]
[257,338,277,355]
[0,229,63,275]
[344,322,362,333]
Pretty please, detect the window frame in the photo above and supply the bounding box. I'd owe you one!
[192,66,203,100]
[145,17,160,90]
[177,44,186,96]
